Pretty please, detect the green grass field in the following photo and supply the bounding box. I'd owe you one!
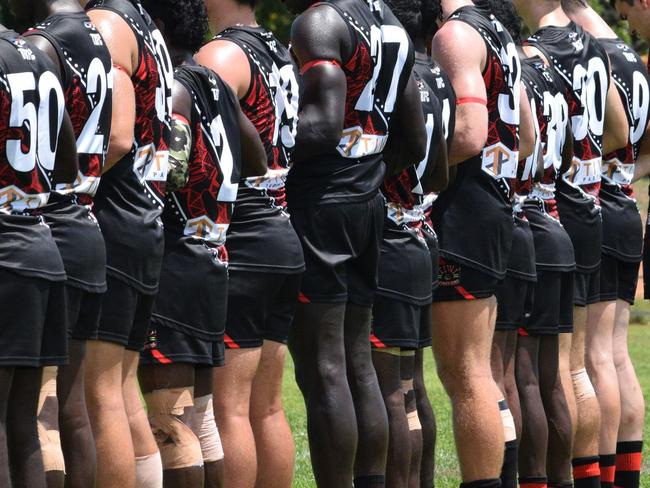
[282,323,650,487]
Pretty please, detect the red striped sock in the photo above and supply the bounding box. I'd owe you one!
[572,456,600,488]
[615,441,642,488]
[599,453,616,488]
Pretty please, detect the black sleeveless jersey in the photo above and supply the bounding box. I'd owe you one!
[431,5,521,279]
[163,65,241,251]
[28,12,112,206]
[286,0,415,207]
[526,22,608,271]
[0,30,66,282]
[209,26,304,274]
[599,38,648,262]
[527,22,609,201]
[428,60,456,150]
[381,59,443,232]
[26,12,113,292]
[86,0,173,293]
[600,38,650,191]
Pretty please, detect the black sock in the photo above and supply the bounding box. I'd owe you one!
[548,482,573,488]
[460,479,501,488]
[499,440,518,488]
[519,476,547,488]
[615,441,643,488]
[354,475,385,488]
[572,456,600,488]
[598,453,615,488]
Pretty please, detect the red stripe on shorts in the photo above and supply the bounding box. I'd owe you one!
[224,334,240,349]
[151,349,172,364]
[455,286,476,300]
[298,292,311,304]
[370,334,387,349]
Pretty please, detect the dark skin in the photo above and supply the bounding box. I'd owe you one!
[288,3,427,169]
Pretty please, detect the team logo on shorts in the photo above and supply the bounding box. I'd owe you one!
[144,329,159,351]
[438,259,461,287]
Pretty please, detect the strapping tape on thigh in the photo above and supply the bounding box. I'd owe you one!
[144,387,194,416]
[571,368,596,403]
[407,409,422,431]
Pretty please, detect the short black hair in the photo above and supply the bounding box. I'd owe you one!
[235,0,256,7]
[384,0,422,41]
[141,0,208,53]
[473,0,523,44]
[421,0,443,39]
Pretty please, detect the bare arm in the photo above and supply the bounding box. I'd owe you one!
[519,83,535,161]
[87,9,137,171]
[53,111,79,184]
[603,71,629,155]
[195,40,251,99]
[289,6,352,163]
[432,21,488,166]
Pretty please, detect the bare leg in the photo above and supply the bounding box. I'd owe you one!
[289,302,357,487]
[85,340,135,488]
[372,350,410,488]
[401,353,421,488]
[345,304,389,484]
[585,302,620,456]
[432,297,504,481]
[570,307,600,459]
[8,367,47,488]
[250,341,294,488]
[213,348,262,488]
[138,362,203,488]
[57,340,96,488]
[413,349,435,488]
[193,367,223,488]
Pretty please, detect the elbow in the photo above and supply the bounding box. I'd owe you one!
[409,137,428,166]
[108,133,134,164]
[55,164,78,184]
[241,156,267,178]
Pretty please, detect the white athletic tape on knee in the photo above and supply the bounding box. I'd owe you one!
[407,409,422,431]
[401,379,414,394]
[144,388,203,470]
[571,368,596,404]
[192,395,224,462]
[135,452,163,488]
[38,367,65,473]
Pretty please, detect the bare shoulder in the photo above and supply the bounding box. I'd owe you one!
[195,39,250,98]
[86,8,137,72]
[291,4,349,64]
[432,20,485,72]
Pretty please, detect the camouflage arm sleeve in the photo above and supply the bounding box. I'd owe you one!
[166,116,192,193]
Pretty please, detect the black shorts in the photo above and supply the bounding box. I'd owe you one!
[140,324,225,367]
[64,285,104,341]
[289,193,384,307]
[523,271,574,336]
[495,276,534,332]
[599,254,639,305]
[225,270,302,348]
[0,268,52,367]
[372,296,432,349]
[574,269,601,307]
[432,258,499,302]
[90,276,156,351]
[423,226,439,291]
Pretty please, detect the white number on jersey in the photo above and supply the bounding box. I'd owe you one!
[543,90,569,171]
[571,57,608,143]
[209,114,238,203]
[77,57,113,155]
[630,70,650,146]
[268,63,299,149]
[6,70,64,172]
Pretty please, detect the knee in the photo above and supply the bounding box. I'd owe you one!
[620,397,645,428]
[383,391,405,420]
[303,357,346,395]
[144,388,203,470]
[190,395,224,464]
[437,363,485,399]
[38,421,65,473]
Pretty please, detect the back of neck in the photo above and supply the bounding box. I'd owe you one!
[210,3,258,36]
[567,6,617,39]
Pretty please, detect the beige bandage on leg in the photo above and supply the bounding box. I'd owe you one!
[143,388,203,470]
[571,368,596,404]
[38,367,65,473]
[135,451,163,488]
[190,395,224,462]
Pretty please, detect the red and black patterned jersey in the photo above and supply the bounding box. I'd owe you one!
[212,26,298,208]
[450,5,521,185]
[286,0,415,207]
[163,65,241,250]
[599,38,650,194]
[381,57,443,231]
[430,5,520,279]
[526,22,609,200]
[0,31,65,214]
[27,12,113,206]
[86,0,173,293]
[518,56,569,219]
